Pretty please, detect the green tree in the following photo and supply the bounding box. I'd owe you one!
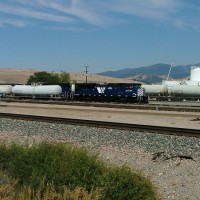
[59,72,70,83]
[27,71,70,85]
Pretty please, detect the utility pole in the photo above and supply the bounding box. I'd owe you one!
[84,66,89,83]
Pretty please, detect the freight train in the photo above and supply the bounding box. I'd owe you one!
[143,84,200,101]
[143,66,200,101]
[0,83,149,103]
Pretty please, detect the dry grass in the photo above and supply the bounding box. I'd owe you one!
[0,170,101,200]
[0,182,102,200]
[0,68,134,84]
[0,68,37,84]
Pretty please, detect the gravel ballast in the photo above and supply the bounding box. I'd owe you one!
[0,118,200,199]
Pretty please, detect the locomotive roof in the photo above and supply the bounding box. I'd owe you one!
[75,82,142,88]
[106,83,141,86]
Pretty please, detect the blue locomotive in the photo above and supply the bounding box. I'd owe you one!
[61,82,148,103]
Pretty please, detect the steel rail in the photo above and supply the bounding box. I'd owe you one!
[0,112,199,138]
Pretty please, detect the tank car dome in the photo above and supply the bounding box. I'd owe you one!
[190,67,200,82]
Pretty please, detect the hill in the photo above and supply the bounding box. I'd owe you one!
[1,63,199,85]
[98,63,199,84]
[0,68,134,84]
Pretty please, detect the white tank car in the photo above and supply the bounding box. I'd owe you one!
[0,85,12,95]
[171,85,200,98]
[12,85,62,97]
[143,85,168,96]
[162,80,181,86]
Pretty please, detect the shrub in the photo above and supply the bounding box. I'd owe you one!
[100,165,158,200]
[0,142,159,199]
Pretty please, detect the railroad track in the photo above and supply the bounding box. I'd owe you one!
[0,112,199,138]
[2,98,200,112]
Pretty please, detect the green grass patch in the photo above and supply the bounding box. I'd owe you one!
[0,142,160,199]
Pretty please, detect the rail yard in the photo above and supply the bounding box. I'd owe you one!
[1,100,200,129]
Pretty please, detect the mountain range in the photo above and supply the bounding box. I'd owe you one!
[98,63,200,84]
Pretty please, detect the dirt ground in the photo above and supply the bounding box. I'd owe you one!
[0,102,200,130]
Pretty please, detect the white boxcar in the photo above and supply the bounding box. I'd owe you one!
[0,85,12,95]
[12,85,62,97]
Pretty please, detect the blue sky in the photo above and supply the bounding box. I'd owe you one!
[0,0,200,73]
